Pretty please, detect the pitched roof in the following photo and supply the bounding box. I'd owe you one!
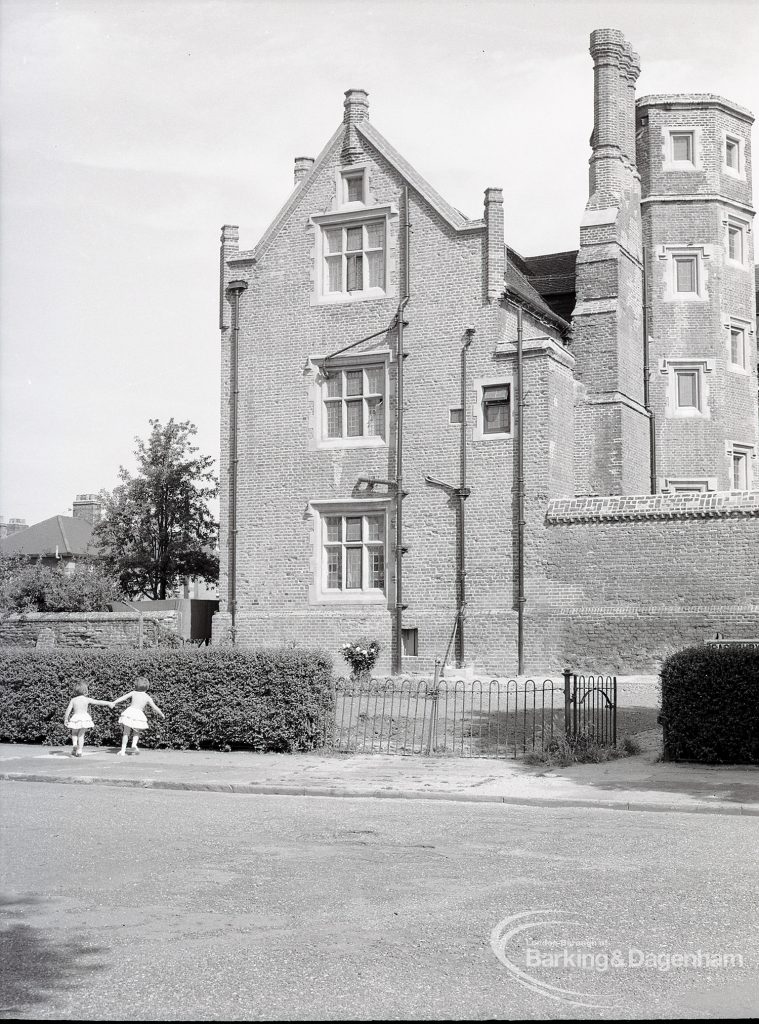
[357,122,482,232]
[0,515,98,559]
[523,250,578,296]
[231,115,485,267]
[504,247,571,332]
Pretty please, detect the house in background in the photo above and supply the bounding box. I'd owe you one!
[0,495,101,568]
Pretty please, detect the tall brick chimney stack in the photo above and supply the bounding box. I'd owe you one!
[72,494,102,526]
[342,88,369,163]
[219,224,240,330]
[588,28,637,204]
[572,29,648,496]
[620,40,641,174]
[293,156,314,186]
[484,188,505,301]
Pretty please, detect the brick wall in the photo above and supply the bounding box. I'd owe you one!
[533,492,759,672]
[216,91,572,674]
[0,611,180,649]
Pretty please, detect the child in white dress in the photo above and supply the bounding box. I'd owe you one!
[64,683,113,757]
[111,677,165,755]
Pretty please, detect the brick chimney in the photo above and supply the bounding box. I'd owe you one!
[342,88,369,163]
[219,224,239,330]
[72,494,102,526]
[0,517,27,540]
[294,156,315,185]
[484,188,505,301]
[572,29,647,496]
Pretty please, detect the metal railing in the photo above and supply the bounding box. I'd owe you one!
[329,676,563,758]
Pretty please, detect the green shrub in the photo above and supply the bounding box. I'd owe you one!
[660,645,759,764]
[0,647,334,752]
[0,555,123,613]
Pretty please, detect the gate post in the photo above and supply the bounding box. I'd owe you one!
[563,667,572,737]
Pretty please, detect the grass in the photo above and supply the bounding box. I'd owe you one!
[524,730,644,768]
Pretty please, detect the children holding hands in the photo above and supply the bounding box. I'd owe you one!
[111,677,165,755]
[64,676,165,757]
[64,683,114,757]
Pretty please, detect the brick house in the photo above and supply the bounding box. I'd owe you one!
[215,29,759,674]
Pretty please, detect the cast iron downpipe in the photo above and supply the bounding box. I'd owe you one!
[457,329,475,667]
[516,306,526,675]
[642,245,657,494]
[226,279,248,641]
[393,185,411,675]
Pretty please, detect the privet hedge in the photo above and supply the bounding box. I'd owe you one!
[660,645,759,764]
[0,647,334,752]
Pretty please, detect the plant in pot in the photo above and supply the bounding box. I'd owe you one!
[341,637,380,683]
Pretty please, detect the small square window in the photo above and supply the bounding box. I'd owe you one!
[662,358,712,418]
[732,451,748,490]
[401,628,418,657]
[725,136,741,172]
[668,480,710,494]
[674,255,698,293]
[342,171,365,204]
[482,384,511,435]
[675,369,700,410]
[449,408,463,425]
[671,132,693,163]
[727,222,745,264]
[730,325,747,368]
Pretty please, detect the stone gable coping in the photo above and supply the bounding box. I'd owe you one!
[546,492,759,523]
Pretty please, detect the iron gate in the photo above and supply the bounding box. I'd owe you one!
[562,669,617,746]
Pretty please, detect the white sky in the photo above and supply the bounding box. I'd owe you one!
[1,0,757,525]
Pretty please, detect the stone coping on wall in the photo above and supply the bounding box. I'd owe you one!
[0,611,178,622]
[546,491,759,523]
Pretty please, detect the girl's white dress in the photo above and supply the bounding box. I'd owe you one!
[118,706,149,731]
[67,712,94,730]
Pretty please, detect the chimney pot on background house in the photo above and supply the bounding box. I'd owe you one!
[72,494,102,526]
[294,156,315,186]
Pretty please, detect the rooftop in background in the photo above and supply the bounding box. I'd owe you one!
[0,515,98,560]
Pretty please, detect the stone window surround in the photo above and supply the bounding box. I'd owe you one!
[337,164,368,207]
[659,357,714,418]
[309,204,398,306]
[724,316,753,373]
[661,125,702,172]
[660,477,717,494]
[723,130,746,180]
[723,213,751,269]
[307,498,392,606]
[308,350,391,451]
[726,441,754,491]
[473,376,513,441]
[658,245,710,302]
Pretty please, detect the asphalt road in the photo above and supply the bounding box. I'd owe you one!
[1,782,758,1020]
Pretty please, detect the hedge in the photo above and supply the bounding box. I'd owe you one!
[660,645,759,764]
[0,647,334,752]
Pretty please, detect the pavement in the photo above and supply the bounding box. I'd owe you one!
[2,734,759,816]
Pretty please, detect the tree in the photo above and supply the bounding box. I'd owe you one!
[0,555,124,613]
[95,419,219,600]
